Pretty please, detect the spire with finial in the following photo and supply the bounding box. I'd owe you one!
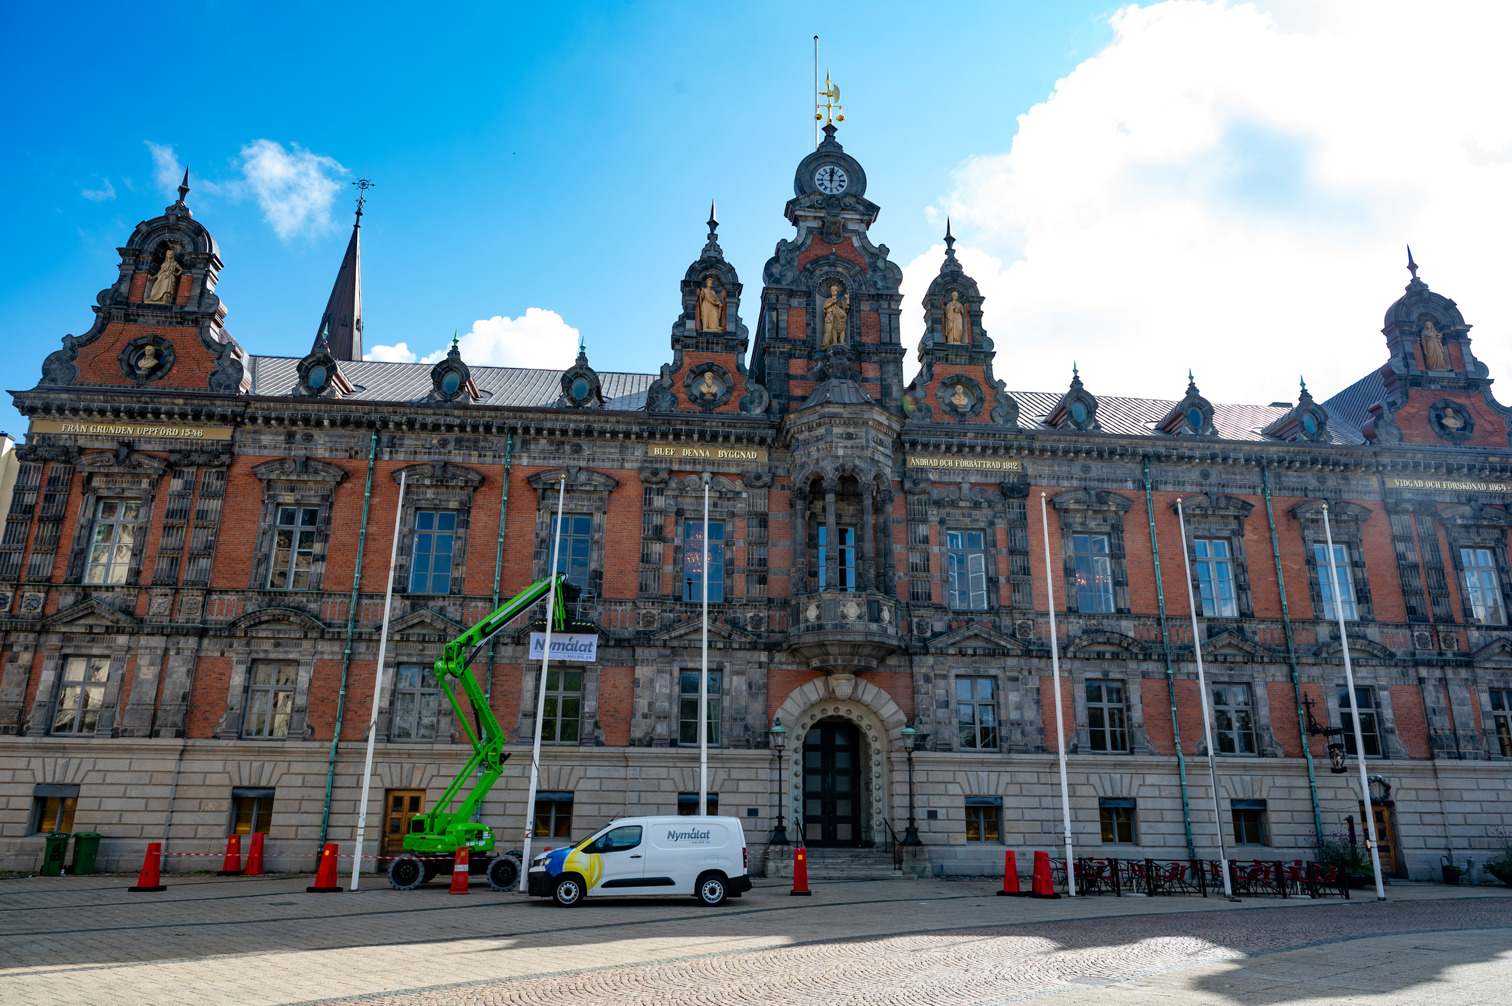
[313,184,365,360]
[1300,374,1307,393]
[451,330,459,351]
[177,167,190,204]
[943,217,956,259]
[700,199,724,258]
[576,333,588,367]
[352,176,374,223]
[1406,244,1418,280]
[1073,361,1079,379]
[707,199,718,239]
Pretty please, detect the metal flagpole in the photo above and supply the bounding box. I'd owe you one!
[1322,504,1387,901]
[813,36,819,150]
[1038,494,1076,896]
[1175,498,1237,900]
[351,471,407,891]
[519,475,568,890]
[700,472,711,815]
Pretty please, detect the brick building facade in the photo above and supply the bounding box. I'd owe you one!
[2,129,1510,879]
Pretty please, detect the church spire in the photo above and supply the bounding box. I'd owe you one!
[313,182,368,361]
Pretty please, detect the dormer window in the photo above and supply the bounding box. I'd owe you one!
[571,377,589,399]
[308,365,328,391]
[1071,401,1088,424]
[441,371,460,396]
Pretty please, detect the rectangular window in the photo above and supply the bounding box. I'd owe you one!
[1086,680,1129,753]
[1491,688,1512,758]
[682,520,725,602]
[391,664,440,741]
[549,514,593,591]
[231,787,274,835]
[1461,548,1506,625]
[84,498,140,585]
[32,784,79,834]
[1073,533,1115,613]
[946,530,988,611]
[1231,799,1268,846]
[1338,685,1382,757]
[817,525,856,592]
[243,661,296,739]
[1314,543,1359,620]
[677,792,719,816]
[1194,538,1238,617]
[51,656,109,736]
[408,510,456,593]
[1211,682,1257,755]
[956,676,998,750]
[269,506,318,589]
[965,797,1002,843]
[542,668,583,743]
[533,791,573,839]
[1099,797,1136,844]
[678,669,722,746]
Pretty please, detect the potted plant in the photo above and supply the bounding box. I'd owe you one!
[1441,854,1468,886]
[1318,833,1372,889]
[1488,827,1512,888]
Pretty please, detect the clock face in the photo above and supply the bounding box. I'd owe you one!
[814,165,848,194]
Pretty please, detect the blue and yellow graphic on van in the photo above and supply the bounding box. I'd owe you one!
[539,843,603,890]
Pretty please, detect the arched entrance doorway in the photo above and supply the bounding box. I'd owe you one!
[803,718,862,846]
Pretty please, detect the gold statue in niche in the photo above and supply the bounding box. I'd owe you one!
[696,277,724,332]
[949,383,970,409]
[1420,320,1449,371]
[699,372,720,398]
[821,284,850,347]
[943,290,967,344]
[145,248,182,304]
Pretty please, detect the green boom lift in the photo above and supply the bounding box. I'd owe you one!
[386,572,574,891]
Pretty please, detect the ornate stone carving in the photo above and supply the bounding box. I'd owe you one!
[1421,320,1449,371]
[1430,399,1475,445]
[943,290,966,345]
[821,284,849,347]
[681,361,734,411]
[938,373,985,422]
[696,277,724,332]
[144,247,182,304]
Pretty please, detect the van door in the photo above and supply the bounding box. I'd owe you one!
[579,824,646,894]
[643,819,726,893]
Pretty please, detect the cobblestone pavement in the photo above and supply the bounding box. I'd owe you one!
[0,873,1507,1005]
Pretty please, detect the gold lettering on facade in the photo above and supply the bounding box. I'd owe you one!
[1385,476,1512,494]
[647,445,768,463]
[30,420,234,440]
[906,456,1023,472]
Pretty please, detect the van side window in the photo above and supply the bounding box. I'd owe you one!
[593,825,642,852]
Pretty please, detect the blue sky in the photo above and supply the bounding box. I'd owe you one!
[5,2,1512,440]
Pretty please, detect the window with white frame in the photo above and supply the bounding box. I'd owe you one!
[1211,682,1258,755]
[682,520,725,602]
[1314,543,1359,620]
[1073,533,1115,613]
[84,498,140,585]
[243,660,296,738]
[269,506,318,589]
[51,656,109,735]
[946,530,988,611]
[1337,685,1382,757]
[817,525,856,592]
[1460,548,1506,625]
[956,676,998,750]
[1085,680,1129,753]
[1194,538,1238,617]
[408,510,456,594]
[391,663,440,741]
[549,514,593,591]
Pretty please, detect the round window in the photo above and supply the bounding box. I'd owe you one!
[442,371,461,395]
[1301,411,1318,434]
[1187,407,1204,430]
[571,377,590,399]
[1070,401,1088,423]
[308,365,327,389]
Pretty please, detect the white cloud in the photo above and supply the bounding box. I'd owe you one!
[81,178,116,202]
[144,142,182,196]
[238,139,347,241]
[924,0,1512,407]
[364,342,419,363]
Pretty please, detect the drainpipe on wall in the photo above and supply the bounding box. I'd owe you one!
[1142,458,1196,858]
[318,427,379,857]
[1261,462,1324,844]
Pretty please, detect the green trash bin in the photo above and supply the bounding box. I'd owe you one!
[40,833,69,876]
[72,833,102,875]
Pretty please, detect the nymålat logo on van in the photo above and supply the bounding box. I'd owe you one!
[666,828,711,843]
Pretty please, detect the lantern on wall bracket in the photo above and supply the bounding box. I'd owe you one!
[1304,693,1350,774]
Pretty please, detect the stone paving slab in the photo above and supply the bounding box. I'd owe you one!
[0,872,1507,1005]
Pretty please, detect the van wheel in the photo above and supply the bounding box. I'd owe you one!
[696,872,728,906]
[553,875,584,907]
[487,855,520,892]
[387,856,423,891]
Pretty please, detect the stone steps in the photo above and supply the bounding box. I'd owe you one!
[765,846,906,881]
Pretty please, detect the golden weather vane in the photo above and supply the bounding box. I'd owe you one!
[815,70,844,126]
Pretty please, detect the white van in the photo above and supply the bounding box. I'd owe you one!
[527,815,752,907]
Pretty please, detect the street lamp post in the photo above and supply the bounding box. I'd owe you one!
[769,719,790,845]
[901,721,922,846]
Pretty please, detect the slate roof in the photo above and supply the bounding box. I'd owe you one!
[243,354,1383,443]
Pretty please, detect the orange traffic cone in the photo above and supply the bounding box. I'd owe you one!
[450,847,470,894]
[306,842,343,893]
[997,850,1025,896]
[790,845,811,896]
[244,833,265,876]
[129,842,167,892]
[1028,850,1061,899]
[217,835,243,875]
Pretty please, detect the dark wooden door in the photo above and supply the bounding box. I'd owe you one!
[383,789,425,856]
[1361,801,1398,875]
[803,721,861,846]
